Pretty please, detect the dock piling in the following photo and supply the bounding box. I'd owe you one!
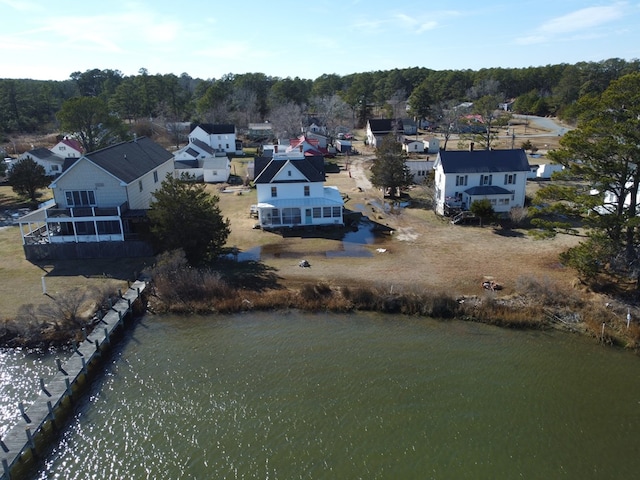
[18,402,30,424]
[0,280,147,480]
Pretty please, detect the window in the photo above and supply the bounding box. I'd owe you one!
[282,208,301,225]
[481,174,493,186]
[59,146,66,150]
[65,190,96,207]
[312,208,321,218]
[226,144,229,149]
[271,187,277,197]
[304,186,310,196]
[51,165,59,172]
[504,173,516,185]
[139,180,143,192]
[75,221,96,235]
[456,175,467,186]
[153,171,159,183]
[332,206,342,217]
[323,207,332,217]
[288,170,292,177]
[97,221,122,235]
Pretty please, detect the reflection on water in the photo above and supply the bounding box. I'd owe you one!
[234,217,387,261]
[0,348,61,436]
[14,312,640,479]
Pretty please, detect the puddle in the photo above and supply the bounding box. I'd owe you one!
[231,218,389,261]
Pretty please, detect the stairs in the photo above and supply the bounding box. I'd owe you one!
[451,211,476,225]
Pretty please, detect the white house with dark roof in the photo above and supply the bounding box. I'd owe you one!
[433,148,530,216]
[174,137,231,182]
[17,137,174,257]
[366,119,404,148]
[253,152,344,229]
[189,123,242,155]
[14,147,65,177]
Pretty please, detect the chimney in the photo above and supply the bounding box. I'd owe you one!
[299,145,303,152]
[469,142,474,151]
[274,145,278,153]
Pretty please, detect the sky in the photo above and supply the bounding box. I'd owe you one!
[1,0,639,81]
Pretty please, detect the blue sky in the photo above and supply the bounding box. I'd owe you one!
[1,0,639,81]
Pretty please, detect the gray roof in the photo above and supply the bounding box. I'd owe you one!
[465,185,513,195]
[83,137,173,184]
[191,138,216,155]
[193,123,235,135]
[26,147,58,159]
[437,149,530,174]
[254,156,325,184]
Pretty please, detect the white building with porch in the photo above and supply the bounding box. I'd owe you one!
[17,137,174,259]
[433,148,530,216]
[253,152,344,229]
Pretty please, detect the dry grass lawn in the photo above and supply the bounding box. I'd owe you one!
[0,119,581,321]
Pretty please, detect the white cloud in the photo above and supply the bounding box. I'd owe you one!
[539,5,625,34]
[516,3,627,45]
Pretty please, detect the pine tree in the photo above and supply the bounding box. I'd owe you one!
[148,175,230,265]
[370,135,412,197]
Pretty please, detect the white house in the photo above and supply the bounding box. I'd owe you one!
[188,124,243,155]
[406,159,435,184]
[423,137,440,154]
[366,119,403,148]
[14,148,65,177]
[17,137,174,257]
[433,148,530,216]
[402,138,424,154]
[174,138,231,183]
[51,137,83,159]
[253,152,344,229]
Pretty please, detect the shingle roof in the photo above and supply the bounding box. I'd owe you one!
[27,147,57,159]
[437,149,530,174]
[191,138,216,155]
[465,185,513,195]
[193,123,235,135]
[83,137,173,184]
[368,118,404,134]
[254,156,325,184]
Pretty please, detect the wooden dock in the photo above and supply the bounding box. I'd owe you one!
[0,280,147,480]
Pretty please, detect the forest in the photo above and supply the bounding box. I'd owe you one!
[1,58,639,149]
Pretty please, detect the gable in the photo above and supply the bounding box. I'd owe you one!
[254,156,325,184]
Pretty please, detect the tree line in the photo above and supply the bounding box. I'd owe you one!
[1,58,639,141]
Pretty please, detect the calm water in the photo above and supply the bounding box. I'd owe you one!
[2,312,640,479]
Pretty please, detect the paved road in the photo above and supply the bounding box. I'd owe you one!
[513,114,571,136]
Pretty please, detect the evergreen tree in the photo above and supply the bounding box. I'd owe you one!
[470,198,494,227]
[7,156,49,202]
[533,72,640,283]
[148,175,231,266]
[370,135,412,197]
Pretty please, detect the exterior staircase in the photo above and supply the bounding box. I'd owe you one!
[451,211,476,225]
